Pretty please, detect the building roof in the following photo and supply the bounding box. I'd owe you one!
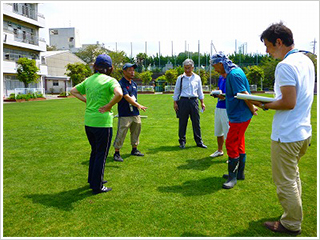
[41,50,70,58]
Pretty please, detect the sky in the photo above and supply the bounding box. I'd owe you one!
[38,1,319,57]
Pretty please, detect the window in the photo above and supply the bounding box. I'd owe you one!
[53,81,59,86]
[50,29,58,35]
[41,56,46,64]
[13,3,18,11]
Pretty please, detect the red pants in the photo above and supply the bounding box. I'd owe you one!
[226,119,251,159]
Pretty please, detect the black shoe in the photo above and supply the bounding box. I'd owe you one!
[92,186,112,194]
[197,143,207,148]
[102,180,108,184]
[179,142,186,149]
[114,153,123,162]
[131,149,144,156]
[264,221,301,235]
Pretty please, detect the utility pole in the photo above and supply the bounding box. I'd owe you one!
[311,38,317,54]
[235,39,237,53]
[209,40,212,91]
[185,40,187,55]
[171,41,173,58]
[198,40,200,75]
[145,41,147,70]
[159,41,161,69]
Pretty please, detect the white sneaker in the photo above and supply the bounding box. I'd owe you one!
[210,150,224,158]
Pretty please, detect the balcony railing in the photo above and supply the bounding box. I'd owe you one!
[3,26,39,45]
[5,3,44,21]
[3,52,39,62]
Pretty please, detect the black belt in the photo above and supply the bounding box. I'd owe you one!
[180,97,197,99]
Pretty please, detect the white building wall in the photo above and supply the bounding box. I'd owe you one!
[49,28,82,50]
[2,3,47,97]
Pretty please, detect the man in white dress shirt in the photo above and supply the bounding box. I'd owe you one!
[173,59,207,149]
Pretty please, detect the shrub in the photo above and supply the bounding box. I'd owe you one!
[156,75,167,81]
[16,94,23,100]
[8,93,15,100]
[35,93,44,98]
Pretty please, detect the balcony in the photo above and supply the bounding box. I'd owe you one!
[3,3,45,28]
[2,59,48,76]
[3,30,46,52]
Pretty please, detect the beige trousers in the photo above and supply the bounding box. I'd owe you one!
[271,136,311,231]
[113,116,141,149]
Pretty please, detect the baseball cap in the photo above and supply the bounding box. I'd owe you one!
[95,54,112,68]
[123,63,137,70]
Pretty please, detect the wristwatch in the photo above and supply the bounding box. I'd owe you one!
[261,103,268,111]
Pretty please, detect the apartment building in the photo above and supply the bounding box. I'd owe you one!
[49,27,82,53]
[2,2,47,97]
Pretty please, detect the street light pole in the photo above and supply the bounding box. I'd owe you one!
[209,40,212,91]
[198,40,200,75]
[159,41,161,69]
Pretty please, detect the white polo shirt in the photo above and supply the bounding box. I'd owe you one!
[271,51,315,143]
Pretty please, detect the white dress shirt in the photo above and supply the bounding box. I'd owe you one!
[173,73,204,101]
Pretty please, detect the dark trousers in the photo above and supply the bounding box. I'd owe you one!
[178,97,203,145]
[85,126,112,190]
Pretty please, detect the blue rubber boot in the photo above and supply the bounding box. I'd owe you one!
[222,157,239,189]
[237,153,246,180]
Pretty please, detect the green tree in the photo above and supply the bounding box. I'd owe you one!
[175,66,184,76]
[108,51,131,80]
[139,71,152,85]
[260,57,280,89]
[199,68,208,85]
[110,68,123,81]
[75,44,108,64]
[208,70,221,88]
[156,75,166,81]
[245,65,265,85]
[305,52,317,80]
[136,53,148,72]
[108,51,130,69]
[16,58,39,88]
[65,63,92,86]
[165,69,178,85]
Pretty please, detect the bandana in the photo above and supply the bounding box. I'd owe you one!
[210,52,238,74]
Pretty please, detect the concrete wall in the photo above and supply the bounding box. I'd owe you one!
[46,51,85,76]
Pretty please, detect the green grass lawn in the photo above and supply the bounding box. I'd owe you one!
[2,94,317,237]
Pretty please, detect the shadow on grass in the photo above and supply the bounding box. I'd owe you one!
[181,232,209,237]
[81,157,123,167]
[157,177,225,196]
[177,157,226,171]
[228,217,288,237]
[147,145,194,154]
[25,185,92,211]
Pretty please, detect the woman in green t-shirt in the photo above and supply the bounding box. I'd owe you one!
[71,54,123,194]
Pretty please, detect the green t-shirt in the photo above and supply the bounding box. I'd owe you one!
[76,73,120,127]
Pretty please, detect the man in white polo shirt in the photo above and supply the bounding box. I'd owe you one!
[250,22,315,235]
